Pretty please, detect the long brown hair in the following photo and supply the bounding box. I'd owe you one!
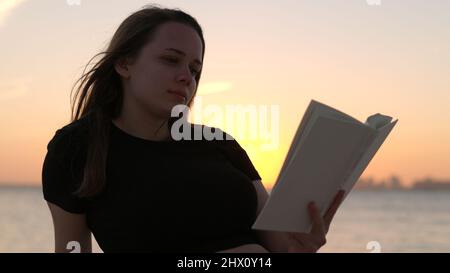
[70,5,205,198]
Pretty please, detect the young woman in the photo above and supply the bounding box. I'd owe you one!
[42,5,344,253]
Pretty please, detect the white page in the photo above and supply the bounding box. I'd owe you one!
[252,115,371,233]
[276,100,363,192]
[340,119,398,197]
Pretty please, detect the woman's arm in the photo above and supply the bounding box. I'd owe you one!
[217,180,282,253]
[47,202,92,253]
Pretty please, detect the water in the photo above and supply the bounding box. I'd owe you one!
[0,186,102,253]
[1,186,449,253]
[321,190,450,253]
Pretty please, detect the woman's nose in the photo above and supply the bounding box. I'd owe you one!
[176,66,193,86]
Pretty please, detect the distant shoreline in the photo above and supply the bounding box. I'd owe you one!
[2,182,450,192]
[0,184,41,189]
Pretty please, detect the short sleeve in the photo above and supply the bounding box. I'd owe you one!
[42,129,88,214]
[212,128,262,181]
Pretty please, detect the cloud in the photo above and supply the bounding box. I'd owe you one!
[197,81,233,95]
[0,0,28,27]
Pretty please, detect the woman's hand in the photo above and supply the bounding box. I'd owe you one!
[216,243,269,253]
[285,190,346,253]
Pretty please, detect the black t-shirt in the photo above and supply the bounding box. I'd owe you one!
[42,115,262,252]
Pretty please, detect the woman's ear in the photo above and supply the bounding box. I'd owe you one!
[114,57,131,79]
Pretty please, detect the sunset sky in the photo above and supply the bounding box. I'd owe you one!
[1,0,449,189]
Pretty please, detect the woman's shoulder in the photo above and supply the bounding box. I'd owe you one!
[189,123,244,152]
[193,124,262,181]
[189,123,233,141]
[46,115,90,158]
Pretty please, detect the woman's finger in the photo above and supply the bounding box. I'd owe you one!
[287,233,318,253]
[323,190,345,228]
[308,202,326,241]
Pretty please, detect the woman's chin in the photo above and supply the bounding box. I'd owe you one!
[154,104,186,119]
[168,101,188,111]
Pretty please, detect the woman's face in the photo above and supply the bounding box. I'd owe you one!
[120,21,203,119]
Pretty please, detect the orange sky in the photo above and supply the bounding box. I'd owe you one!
[1,0,450,189]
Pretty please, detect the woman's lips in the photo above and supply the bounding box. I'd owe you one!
[167,90,186,101]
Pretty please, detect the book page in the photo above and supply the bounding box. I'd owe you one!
[252,115,371,233]
[340,119,398,195]
[277,100,364,184]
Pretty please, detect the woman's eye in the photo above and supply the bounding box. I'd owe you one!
[190,68,199,76]
[163,56,178,63]
[163,56,199,77]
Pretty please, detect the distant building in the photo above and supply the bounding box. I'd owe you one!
[412,178,450,190]
[354,176,450,191]
[354,177,387,190]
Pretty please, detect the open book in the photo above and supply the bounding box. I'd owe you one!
[252,99,398,233]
